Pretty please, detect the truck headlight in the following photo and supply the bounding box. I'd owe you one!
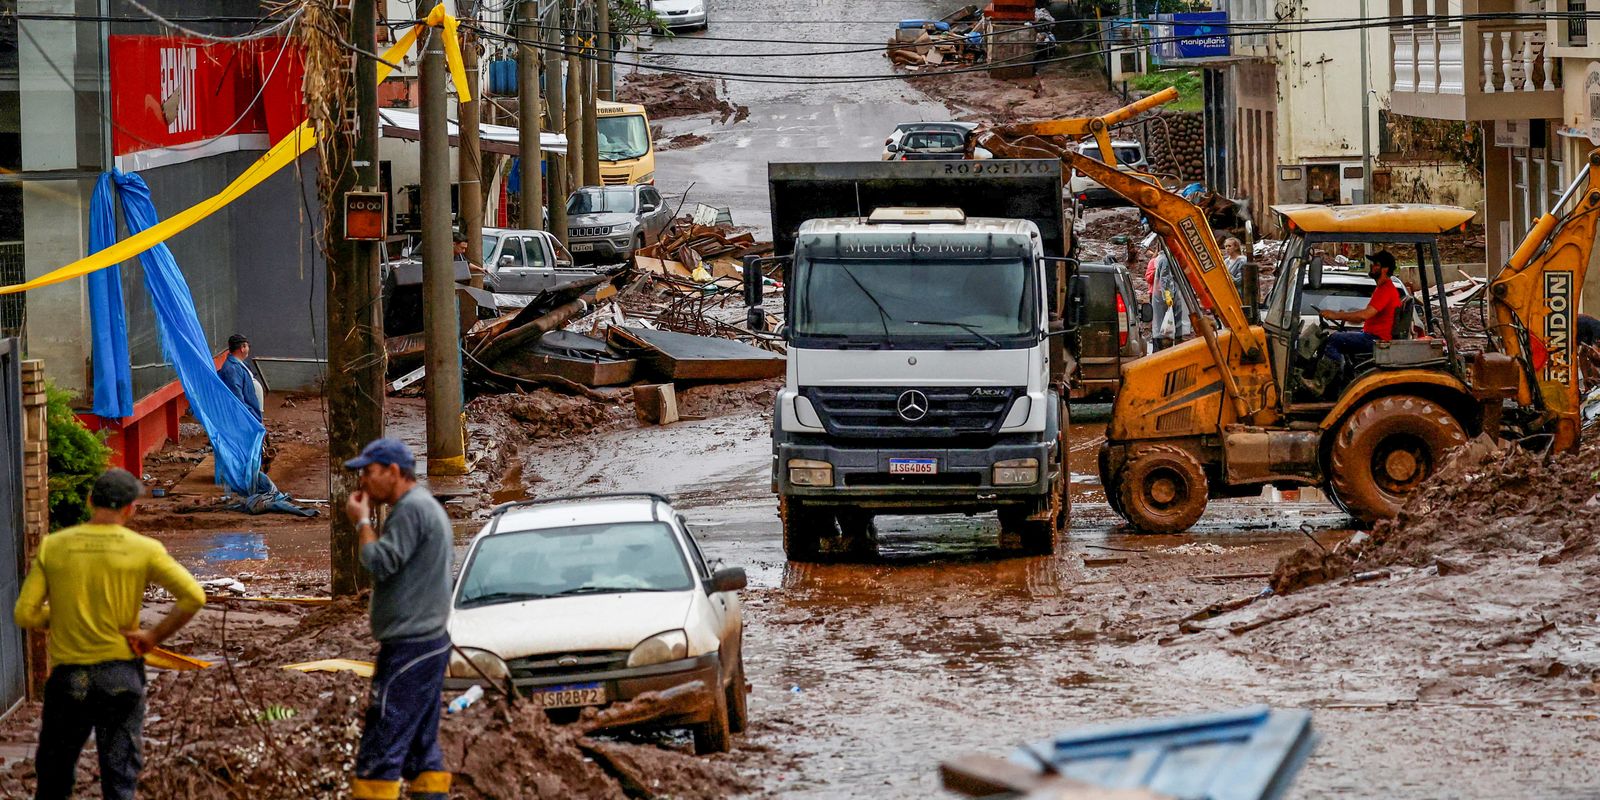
[992,458,1039,486]
[638,172,655,184]
[627,629,689,668]
[788,458,833,486]
[449,647,511,680]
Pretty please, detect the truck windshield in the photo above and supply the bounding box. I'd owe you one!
[792,258,1035,345]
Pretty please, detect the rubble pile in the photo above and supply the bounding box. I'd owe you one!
[469,389,632,442]
[616,73,746,123]
[1271,438,1600,594]
[0,600,746,799]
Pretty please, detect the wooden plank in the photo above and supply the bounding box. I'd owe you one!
[633,383,679,425]
[607,327,785,382]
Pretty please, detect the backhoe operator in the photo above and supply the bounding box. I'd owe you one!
[1317,251,1400,370]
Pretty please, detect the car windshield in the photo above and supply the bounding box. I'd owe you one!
[568,188,637,214]
[456,521,693,608]
[793,258,1035,343]
[481,235,498,259]
[597,114,650,161]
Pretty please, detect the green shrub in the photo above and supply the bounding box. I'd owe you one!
[45,384,111,529]
[1129,70,1204,112]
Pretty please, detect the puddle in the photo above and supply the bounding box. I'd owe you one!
[201,532,268,565]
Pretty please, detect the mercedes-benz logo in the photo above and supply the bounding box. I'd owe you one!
[896,390,929,422]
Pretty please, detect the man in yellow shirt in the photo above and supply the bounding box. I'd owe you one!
[13,468,205,800]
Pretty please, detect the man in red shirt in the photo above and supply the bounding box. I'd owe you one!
[1318,251,1401,373]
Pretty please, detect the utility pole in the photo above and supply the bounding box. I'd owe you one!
[517,0,543,229]
[1358,0,1373,205]
[420,27,466,476]
[545,3,570,245]
[565,1,586,190]
[597,0,613,101]
[581,3,600,187]
[460,24,484,286]
[327,0,384,596]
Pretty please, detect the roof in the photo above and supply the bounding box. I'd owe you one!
[379,108,567,155]
[894,121,978,132]
[479,495,671,540]
[1271,203,1474,235]
[597,100,647,115]
[797,215,1038,237]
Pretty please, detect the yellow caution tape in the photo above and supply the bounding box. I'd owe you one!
[0,2,470,296]
[147,646,214,671]
[282,658,375,678]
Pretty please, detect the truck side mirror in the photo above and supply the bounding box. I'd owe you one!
[499,254,515,268]
[1140,302,1154,323]
[885,142,899,153]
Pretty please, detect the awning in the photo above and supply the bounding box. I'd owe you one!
[378,108,567,155]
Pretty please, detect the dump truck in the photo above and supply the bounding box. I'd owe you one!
[760,158,1077,560]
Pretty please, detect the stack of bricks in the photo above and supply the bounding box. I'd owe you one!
[19,359,47,698]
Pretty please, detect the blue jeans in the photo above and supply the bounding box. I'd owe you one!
[1325,331,1378,363]
[355,634,451,792]
[35,659,146,800]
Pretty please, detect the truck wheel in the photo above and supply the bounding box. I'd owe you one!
[1117,444,1208,533]
[692,664,733,755]
[1328,395,1466,524]
[835,511,879,559]
[1099,444,1127,519]
[998,508,1056,555]
[779,496,833,562]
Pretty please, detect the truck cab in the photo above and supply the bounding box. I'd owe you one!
[772,207,1069,559]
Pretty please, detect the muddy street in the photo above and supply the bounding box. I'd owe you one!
[504,402,1597,798]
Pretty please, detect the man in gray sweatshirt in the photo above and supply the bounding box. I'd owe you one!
[343,438,454,800]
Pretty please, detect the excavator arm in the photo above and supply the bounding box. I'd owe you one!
[1489,149,1600,450]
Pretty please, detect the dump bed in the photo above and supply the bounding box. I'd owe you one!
[768,159,1067,258]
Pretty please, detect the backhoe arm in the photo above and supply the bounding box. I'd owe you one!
[1489,149,1600,450]
[1058,150,1267,418]
[991,87,1179,170]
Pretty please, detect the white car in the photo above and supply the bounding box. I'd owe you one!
[651,0,709,30]
[446,493,747,754]
[1067,139,1149,205]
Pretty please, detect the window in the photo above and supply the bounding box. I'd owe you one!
[518,237,548,268]
[1567,0,1588,47]
[640,187,662,208]
[496,237,527,267]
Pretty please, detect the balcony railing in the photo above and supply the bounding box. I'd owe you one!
[1389,22,1562,121]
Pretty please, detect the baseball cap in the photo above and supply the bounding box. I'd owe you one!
[344,437,416,471]
[1367,251,1396,270]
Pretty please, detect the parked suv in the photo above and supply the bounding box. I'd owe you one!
[446,493,748,754]
[566,185,673,265]
[1067,140,1149,205]
[1069,260,1150,400]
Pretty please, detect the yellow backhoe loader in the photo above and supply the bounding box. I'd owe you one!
[979,99,1600,532]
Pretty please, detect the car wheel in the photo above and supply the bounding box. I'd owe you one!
[692,665,733,755]
[725,647,748,734]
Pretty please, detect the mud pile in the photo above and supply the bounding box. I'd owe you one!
[916,64,1121,124]
[469,390,631,443]
[678,377,781,419]
[618,73,747,122]
[1271,438,1600,593]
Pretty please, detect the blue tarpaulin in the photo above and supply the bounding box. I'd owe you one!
[88,174,134,419]
[87,170,265,494]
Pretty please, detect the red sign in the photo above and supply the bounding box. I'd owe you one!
[108,35,306,157]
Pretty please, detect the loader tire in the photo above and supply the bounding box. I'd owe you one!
[1116,444,1209,534]
[1328,395,1467,525]
[779,496,839,562]
[1099,443,1127,519]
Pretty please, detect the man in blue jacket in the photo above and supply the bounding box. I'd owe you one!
[217,333,262,422]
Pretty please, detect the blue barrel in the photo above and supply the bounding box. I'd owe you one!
[488,59,518,95]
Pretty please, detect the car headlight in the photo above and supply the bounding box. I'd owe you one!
[448,647,511,680]
[993,458,1039,486]
[691,3,703,13]
[627,629,689,668]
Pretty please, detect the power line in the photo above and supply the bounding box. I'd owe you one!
[116,0,303,42]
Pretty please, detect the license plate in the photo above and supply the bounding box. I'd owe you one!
[530,682,607,708]
[570,243,595,252]
[888,458,937,475]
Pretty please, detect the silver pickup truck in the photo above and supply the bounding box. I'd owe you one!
[481,227,603,294]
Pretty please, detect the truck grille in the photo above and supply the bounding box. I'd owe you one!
[601,174,631,185]
[804,386,1022,438]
